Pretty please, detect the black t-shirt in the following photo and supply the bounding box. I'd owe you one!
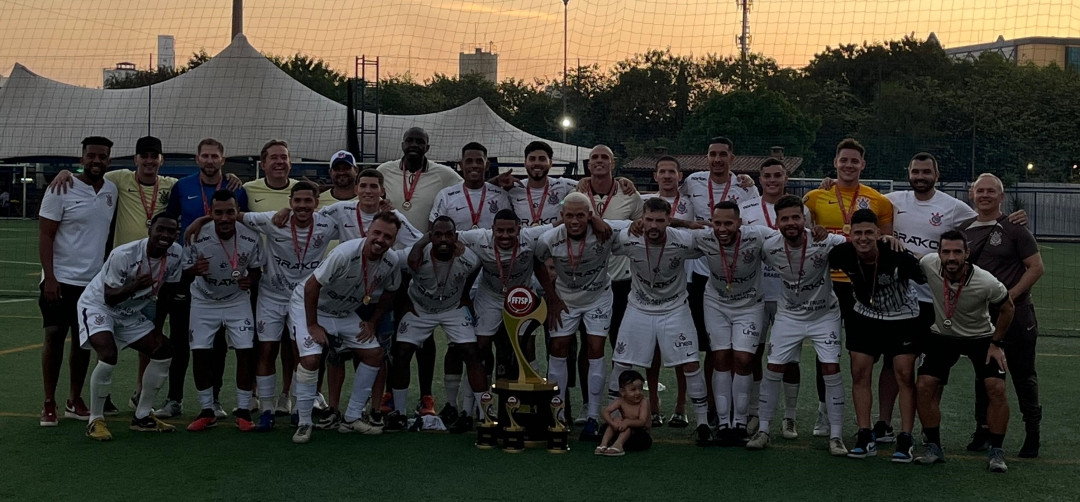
[828,241,925,320]
[959,216,1040,306]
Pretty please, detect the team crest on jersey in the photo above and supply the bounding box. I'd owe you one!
[592,242,606,255]
[548,192,560,205]
[488,199,499,213]
[929,212,943,227]
[856,197,870,210]
[742,250,756,263]
[303,336,315,348]
[398,321,409,334]
[989,231,1002,246]
[238,253,249,267]
[812,253,827,269]
[256,320,265,334]
[677,200,688,214]
[313,235,325,248]
[243,318,251,325]
[93,315,105,326]
[615,341,626,354]
[105,194,113,207]
[668,257,681,270]
[158,191,170,206]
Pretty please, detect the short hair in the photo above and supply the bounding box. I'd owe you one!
[973,173,1004,193]
[524,141,553,159]
[939,229,968,250]
[81,136,113,151]
[372,211,402,230]
[709,136,734,151]
[910,152,938,172]
[774,194,804,214]
[713,199,740,215]
[431,215,457,229]
[198,138,225,155]
[402,127,429,142]
[211,189,236,203]
[150,212,178,227]
[462,142,488,157]
[356,168,384,186]
[835,138,865,158]
[494,208,519,222]
[760,158,786,171]
[291,180,320,197]
[643,196,671,214]
[561,192,591,208]
[851,208,878,226]
[260,139,289,161]
[618,369,645,388]
[655,155,681,171]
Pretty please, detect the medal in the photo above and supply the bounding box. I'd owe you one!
[200,178,226,216]
[588,181,617,218]
[565,232,588,288]
[708,175,733,213]
[363,295,372,305]
[361,247,379,306]
[833,184,860,238]
[726,284,733,294]
[783,231,809,292]
[856,258,879,308]
[135,172,160,227]
[146,219,153,227]
[463,183,487,229]
[943,319,953,329]
[231,269,241,279]
[143,245,169,298]
[527,182,550,228]
[501,286,508,294]
[291,217,315,266]
[843,224,852,235]
[401,162,423,211]
[472,225,479,230]
[494,242,519,295]
[402,200,412,210]
[717,230,742,296]
[943,270,966,331]
[645,236,666,290]
[220,233,241,280]
[532,222,541,227]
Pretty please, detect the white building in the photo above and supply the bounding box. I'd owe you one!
[459,47,498,83]
[158,35,176,69]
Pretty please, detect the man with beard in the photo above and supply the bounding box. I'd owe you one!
[79,213,183,440]
[38,136,119,426]
[505,141,579,227]
[320,150,360,207]
[386,217,484,431]
[378,127,462,418]
[915,230,1013,473]
[289,212,403,443]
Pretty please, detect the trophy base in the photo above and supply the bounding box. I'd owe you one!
[494,379,557,392]
[475,424,500,450]
[503,427,525,452]
[493,385,559,445]
[547,428,569,453]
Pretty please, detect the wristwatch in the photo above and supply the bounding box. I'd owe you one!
[991,339,1005,348]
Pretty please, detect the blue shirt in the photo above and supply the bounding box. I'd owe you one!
[165,174,249,237]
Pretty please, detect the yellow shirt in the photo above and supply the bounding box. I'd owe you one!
[318,189,357,252]
[803,184,893,282]
[243,178,297,212]
[105,170,177,247]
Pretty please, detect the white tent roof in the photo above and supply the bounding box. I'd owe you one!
[0,35,589,165]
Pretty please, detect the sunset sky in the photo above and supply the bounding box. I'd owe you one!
[1,0,1076,88]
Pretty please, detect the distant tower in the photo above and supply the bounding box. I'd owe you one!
[736,0,752,58]
[103,62,138,87]
[157,35,175,69]
[459,45,498,83]
[232,0,244,39]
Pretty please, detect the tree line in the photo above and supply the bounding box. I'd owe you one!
[106,37,1080,183]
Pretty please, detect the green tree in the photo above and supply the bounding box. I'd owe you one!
[677,90,817,163]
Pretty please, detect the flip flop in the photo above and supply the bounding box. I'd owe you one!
[594,445,609,455]
[604,446,625,457]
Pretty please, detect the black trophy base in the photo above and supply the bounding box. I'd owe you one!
[492,383,558,444]
[503,428,525,452]
[547,428,569,453]
[476,424,500,450]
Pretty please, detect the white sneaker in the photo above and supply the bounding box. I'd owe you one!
[211,401,227,419]
[781,418,799,439]
[746,431,770,450]
[275,393,293,416]
[293,424,313,444]
[153,399,182,419]
[313,393,329,412]
[747,415,760,435]
[829,437,849,456]
[813,405,829,437]
[338,418,383,435]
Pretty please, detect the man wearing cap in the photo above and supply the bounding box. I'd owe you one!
[38,136,119,426]
[320,150,359,208]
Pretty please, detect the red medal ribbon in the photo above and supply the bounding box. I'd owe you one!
[135,172,160,223]
[645,236,666,286]
[290,218,315,265]
[144,246,169,296]
[494,241,519,291]
[201,179,225,216]
[565,232,588,275]
[402,162,423,207]
[762,202,775,229]
[463,183,487,227]
[718,230,742,292]
[589,180,617,218]
[219,234,239,274]
[833,184,861,233]
[708,175,732,213]
[668,194,681,218]
[783,232,808,291]
[527,182,550,225]
[362,250,378,301]
[943,273,965,321]
[354,204,369,237]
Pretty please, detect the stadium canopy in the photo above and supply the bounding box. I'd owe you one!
[0,34,589,165]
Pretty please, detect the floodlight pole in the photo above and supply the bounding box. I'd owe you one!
[562,0,569,143]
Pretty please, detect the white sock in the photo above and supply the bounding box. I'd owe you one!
[344,363,380,422]
[237,389,253,410]
[89,361,115,421]
[392,388,409,415]
[783,382,800,420]
[748,378,761,416]
[197,387,214,411]
[587,358,605,419]
[256,375,277,412]
[547,356,568,402]
[757,369,783,433]
[294,365,318,426]
[444,373,462,409]
[711,369,732,428]
[824,372,845,439]
[733,372,753,427]
[136,358,170,419]
[472,392,485,418]
[462,391,475,418]
[608,362,632,404]
[684,367,709,426]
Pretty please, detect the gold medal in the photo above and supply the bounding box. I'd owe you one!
[402,201,412,210]
[726,284,733,294]
[532,222,541,227]
[843,224,851,234]
[472,225,479,230]
[231,269,241,279]
[943,319,953,329]
[145,219,153,227]
[363,295,372,305]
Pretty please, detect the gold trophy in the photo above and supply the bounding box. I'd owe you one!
[493,286,559,448]
[475,391,499,449]
[546,395,569,453]
[502,395,525,452]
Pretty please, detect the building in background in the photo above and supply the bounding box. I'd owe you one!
[158,35,175,69]
[459,46,498,83]
[102,62,137,87]
[935,34,1080,73]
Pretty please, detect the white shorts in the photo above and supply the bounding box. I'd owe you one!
[472,288,506,337]
[397,306,477,347]
[77,303,154,351]
[703,294,765,353]
[255,295,290,343]
[767,309,843,365]
[189,300,256,350]
[289,301,380,358]
[548,290,613,338]
[613,302,698,368]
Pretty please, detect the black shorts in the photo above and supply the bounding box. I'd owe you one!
[689,273,709,351]
[598,424,653,452]
[844,313,921,361]
[834,281,856,324]
[918,335,1005,385]
[38,282,86,330]
[917,301,935,334]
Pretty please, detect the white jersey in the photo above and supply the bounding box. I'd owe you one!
[456,225,551,296]
[641,193,695,222]
[611,227,702,314]
[760,231,847,321]
[317,201,421,248]
[407,244,482,313]
[534,220,630,307]
[38,177,118,286]
[739,196,811,302]
[429,183,510,230]
[887,190,977,303]
[242,211,340,303]
[693,225,776,310]
[583,185,643,283]
[507,177,578,226]
[300,237,401,318]
[79,239,183,317]
[183,223,265,304]
[681,171,760,277]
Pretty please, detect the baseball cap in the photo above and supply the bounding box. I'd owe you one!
[330,150,356,168]
[135,136,162,155]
